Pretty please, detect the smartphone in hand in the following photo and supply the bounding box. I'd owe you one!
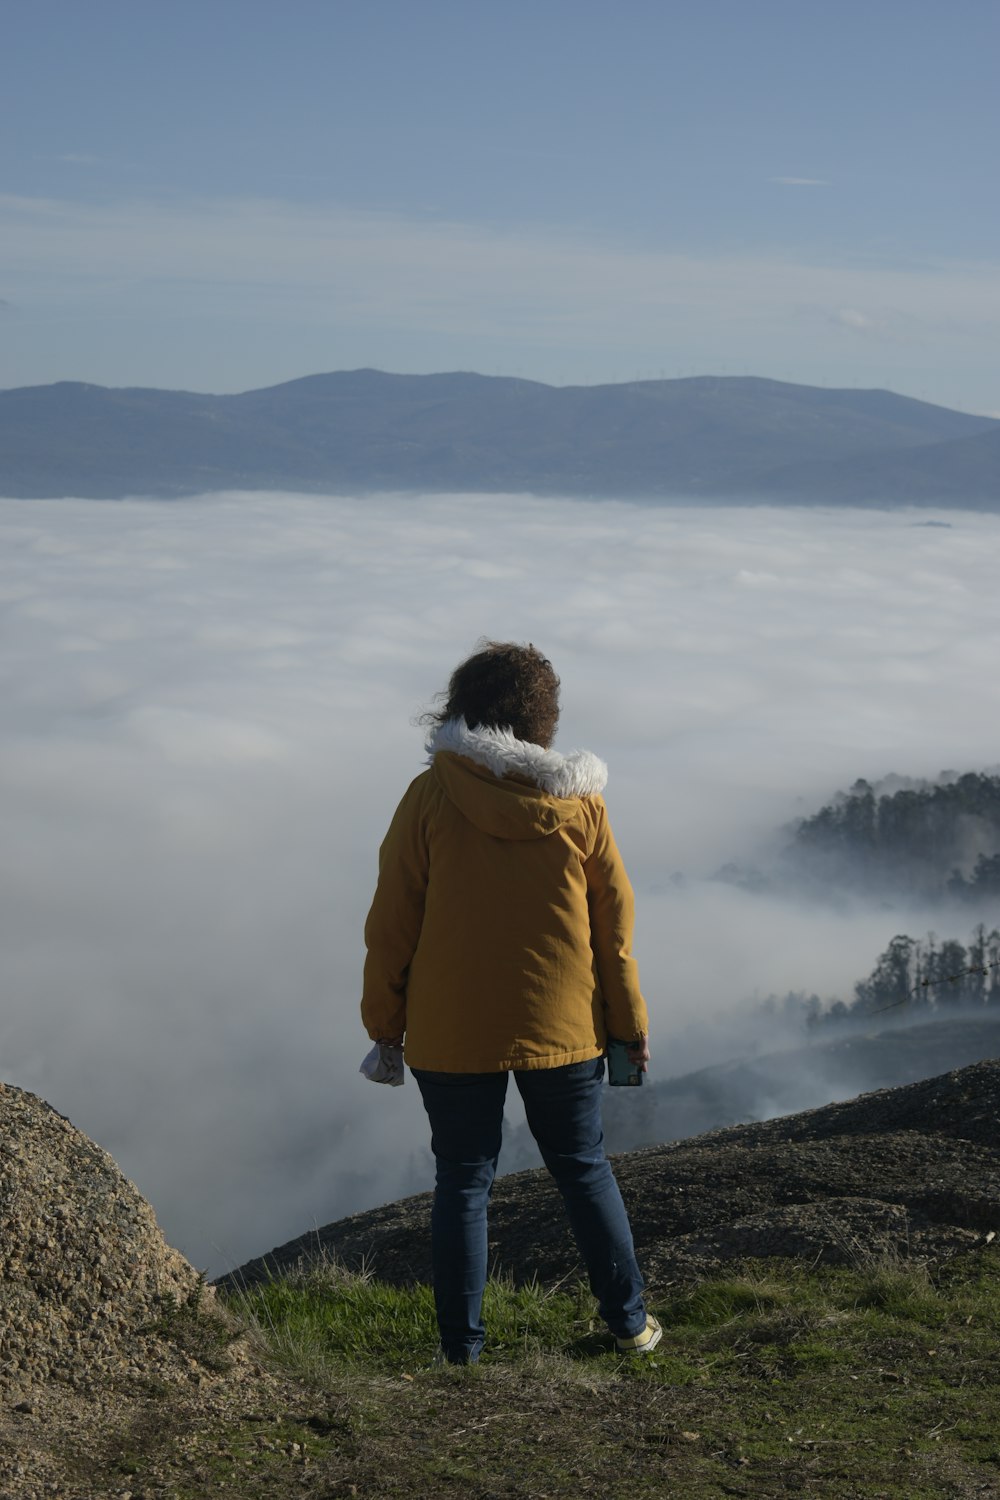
[607,1038,644,1087]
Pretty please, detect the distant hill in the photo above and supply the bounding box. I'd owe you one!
[765,420,1000,505]
[715,769,1000,902]
[1,369,997,504]
[788,772,1000,900]
[496,1012,1000,1172]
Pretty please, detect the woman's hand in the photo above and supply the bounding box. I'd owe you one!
[626,1034,650,1072]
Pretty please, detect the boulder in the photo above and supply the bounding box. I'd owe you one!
[0,1081,203,1393]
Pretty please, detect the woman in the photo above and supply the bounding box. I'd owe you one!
[361,641,659,1363]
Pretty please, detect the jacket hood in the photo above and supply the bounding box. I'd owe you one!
[426,718,608,841]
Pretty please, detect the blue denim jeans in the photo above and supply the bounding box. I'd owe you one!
[412,1056,647,1363]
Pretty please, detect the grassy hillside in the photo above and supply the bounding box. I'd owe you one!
[49,1248,1000,1497]
[5,1063,999,1497]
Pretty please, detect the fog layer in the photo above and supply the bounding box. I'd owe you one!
[3,493,999,1273]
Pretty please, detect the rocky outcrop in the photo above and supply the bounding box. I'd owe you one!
[0,1081,204,1394]
[223,1057,1000,1293]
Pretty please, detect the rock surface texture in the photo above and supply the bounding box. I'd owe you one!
[0,1081,295,1499]
[0,1081,204,1396]
[225,1057,1000,1292]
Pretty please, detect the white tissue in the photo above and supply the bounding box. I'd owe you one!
[360,1042,405,1087]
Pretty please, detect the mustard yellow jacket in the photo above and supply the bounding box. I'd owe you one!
[361,719,648,1072]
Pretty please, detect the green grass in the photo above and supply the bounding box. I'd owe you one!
[227,1254,603,1374]
[211,1247,1000,1497]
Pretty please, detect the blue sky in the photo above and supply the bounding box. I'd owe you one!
[2,0,998,411]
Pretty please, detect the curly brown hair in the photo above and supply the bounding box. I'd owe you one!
[426,640,561,748]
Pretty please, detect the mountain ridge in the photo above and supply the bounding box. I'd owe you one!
[2,369,997,504]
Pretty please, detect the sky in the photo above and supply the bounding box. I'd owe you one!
[3,491,1000,1274]
[2,0,999,413]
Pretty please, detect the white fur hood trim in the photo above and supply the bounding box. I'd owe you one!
[426,718,608,799]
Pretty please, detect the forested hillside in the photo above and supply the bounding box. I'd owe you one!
[770,923,1000,1030]
[788,771,1000,898]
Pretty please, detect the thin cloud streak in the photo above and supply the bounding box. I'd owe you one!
[834,308,875,329]
[3,493,1000,1274]
[1,192,993,325]
[1,193,998,406]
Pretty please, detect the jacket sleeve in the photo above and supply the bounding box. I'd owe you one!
[360,776,430,1042]
[584,798,649,1042]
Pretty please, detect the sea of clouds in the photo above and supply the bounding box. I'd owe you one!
[3,491,1000,1274]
